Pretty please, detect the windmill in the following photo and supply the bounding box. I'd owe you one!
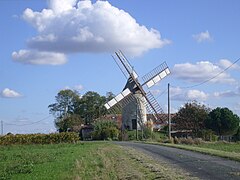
[104,50,170,131]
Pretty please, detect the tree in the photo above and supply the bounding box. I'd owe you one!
[49,90,116,131]
[92,119,119,140]
[48,89,80,119]
[75,91,107,124]
[55,114,83,132]
[48,89,81,131]
[172,101,209,137]
[205,107,240,136]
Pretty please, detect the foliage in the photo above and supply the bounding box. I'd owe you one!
[76,91,108,124]
[49,90,115,131]
[122,128,165,141]
[233,127,240,142]
[172,101,209,137]
[173,137,203,145]
[48,89,80,119]
[92,119,119,140]
[0,132,79,145]
[205,107,240,136]
[55,114,83,132]
[48,89,81,131]
[198,129,218,141]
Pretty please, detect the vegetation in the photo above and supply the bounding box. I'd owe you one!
[171,101,240,140]
[0,142,194,180]
[205,107,240,136]
[153,141,240,162]
[0,132,79,145]
[48,90,115,132]
[92,120,119,140]
[172,101,209,137]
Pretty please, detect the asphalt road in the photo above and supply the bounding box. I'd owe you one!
[116,142,240,180]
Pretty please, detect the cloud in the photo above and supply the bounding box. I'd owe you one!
[74,84,84,91]
[13,0,170,65]
[213,86,240,98]
[218,59,240,70]
[171,87,208,102]
[63,84,84,91]
[173,61,235,84]
[1,88,22,98]
[12,50,67,65]
[192,30,212,43]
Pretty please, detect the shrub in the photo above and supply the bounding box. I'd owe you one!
[173,137,180,144]
[92,119,119,140]
[0,132,79,145]
[198,129,218,142]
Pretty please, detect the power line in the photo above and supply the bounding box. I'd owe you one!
[171,57,240,89]
[3,115,51,126]
[156,88,168,99]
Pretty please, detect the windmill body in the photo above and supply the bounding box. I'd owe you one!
[104,51,170,131]
[122,78,147,130]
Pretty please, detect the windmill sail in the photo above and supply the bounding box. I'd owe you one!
[142,62,170,88]
[112,50,138,80]
[104,88,135,110]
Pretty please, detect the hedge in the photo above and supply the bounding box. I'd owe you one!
[0,132,79,145]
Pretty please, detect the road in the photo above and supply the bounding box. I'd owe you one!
[116,142,240,180]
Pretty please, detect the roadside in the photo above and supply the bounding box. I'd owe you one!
[144,141,240,162]
[116,141,240,180]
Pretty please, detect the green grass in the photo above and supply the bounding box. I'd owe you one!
[146,141,240,162]
[195,141,240,153]
[0,142,196,180]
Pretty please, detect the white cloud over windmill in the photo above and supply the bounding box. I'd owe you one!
[12,0,170,65]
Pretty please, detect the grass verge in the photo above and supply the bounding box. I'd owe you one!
[0,142,197,180]
[145,141,240,162]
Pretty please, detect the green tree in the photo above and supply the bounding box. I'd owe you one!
[205,107,240,136]
[48,89,80,118]
[76,91,107,124]
[49,90,116,131]
[172,101,209,137]
[48,89,81,131]
[55,114,83,132]
[92,119,119,140]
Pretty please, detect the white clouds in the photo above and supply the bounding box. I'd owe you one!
[74,84,84,91]
[1,88,22,98]
[218,59,240,70]
[173,61,235,84]
[47,0,78,14]
[214,86,240,98]
[171,87,208,102]
[63,84,84,91]
[12,50,67,65]
[193,30,212,43]
[14,0,170,65]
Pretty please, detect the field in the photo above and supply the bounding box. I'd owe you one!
[0,142,194,180]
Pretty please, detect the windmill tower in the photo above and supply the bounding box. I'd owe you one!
[104,50,170,131]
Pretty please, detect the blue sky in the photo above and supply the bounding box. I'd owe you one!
[1,0,240,134]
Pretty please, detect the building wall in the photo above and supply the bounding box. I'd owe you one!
[122,93,147,130]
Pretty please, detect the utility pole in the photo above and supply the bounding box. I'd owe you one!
[168,83,171,139]
[1,120,3,135]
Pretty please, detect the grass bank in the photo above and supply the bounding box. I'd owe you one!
[146,141,240,162]
[0,142,196,180]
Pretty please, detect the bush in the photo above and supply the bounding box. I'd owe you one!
[0,132,79,145]
[173,137,203,145]
[92,119,119,140]
[198,129,218,142]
